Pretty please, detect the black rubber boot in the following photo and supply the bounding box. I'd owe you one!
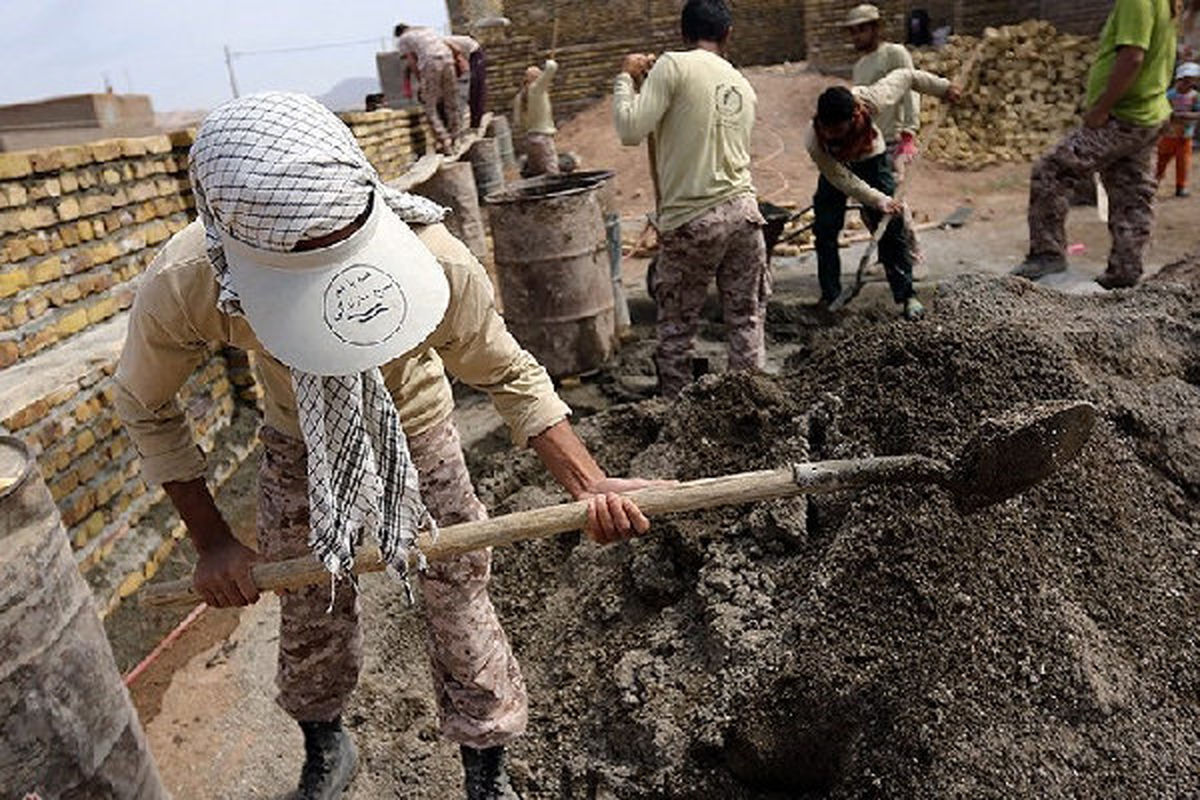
[296,718,358,800]
[461,745,521,800]
[1011,254,1068,280]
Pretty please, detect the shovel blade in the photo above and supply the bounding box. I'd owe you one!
[950,401,1097,512]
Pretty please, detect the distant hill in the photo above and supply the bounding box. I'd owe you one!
[317,77,381,112]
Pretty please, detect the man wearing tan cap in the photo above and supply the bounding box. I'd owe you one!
[845,4,922,181]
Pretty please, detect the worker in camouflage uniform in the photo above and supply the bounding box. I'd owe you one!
[395,23,462,154]
[614,0,767,398]
[1014,0,1178,289]
[115,92,659,800]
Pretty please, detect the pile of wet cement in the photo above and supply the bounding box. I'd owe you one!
[467,267,1200,798]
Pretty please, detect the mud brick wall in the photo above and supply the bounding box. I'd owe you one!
[339,108,437,182]
[0,131,260,608]
[0,136,192,367]
[2,347,235,562]
[803,0,1109,74]
[460,0,805,125]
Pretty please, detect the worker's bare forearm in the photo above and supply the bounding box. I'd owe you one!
[1090,46,1145,115]
[529,419,607,499]
[163,477,236,554]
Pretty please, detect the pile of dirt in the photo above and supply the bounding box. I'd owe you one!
[915,21,1094,169]
[468,266,1200,797]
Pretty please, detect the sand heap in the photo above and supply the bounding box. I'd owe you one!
[468,264,1200,798]
[915,21,1094,169]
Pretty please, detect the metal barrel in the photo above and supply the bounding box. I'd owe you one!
[485,176,617,377]
[486,115,517,169]
[467,137,505,201]
[0,437,167,799]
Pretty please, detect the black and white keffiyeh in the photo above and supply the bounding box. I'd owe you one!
[189,92,447,579]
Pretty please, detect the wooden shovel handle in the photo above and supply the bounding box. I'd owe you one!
[140,455,946,609]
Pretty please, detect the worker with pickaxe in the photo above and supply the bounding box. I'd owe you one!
[807,69,962,320]
[114,93,661,800]
[613,0,767,399]
[513,58,560,177]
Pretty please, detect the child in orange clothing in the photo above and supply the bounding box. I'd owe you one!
[1156,62,1200,197]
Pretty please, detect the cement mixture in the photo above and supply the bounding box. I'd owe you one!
[409,265,1198,798]
[132,260,1200,799]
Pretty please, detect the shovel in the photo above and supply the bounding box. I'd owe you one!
[141,401,1095,609]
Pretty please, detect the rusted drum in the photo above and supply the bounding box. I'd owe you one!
[486,115,516,169]
[413,160,489,266]
[0,437,167,799]
[569,170,619,217]
[486,175,617,377]
[467,137,505,201]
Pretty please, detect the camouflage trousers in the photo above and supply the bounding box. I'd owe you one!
[1029,118,1164,283]
[257,419,527,748]
[653,193,768,398]
[522,132,560,177]
[421,57,462,151]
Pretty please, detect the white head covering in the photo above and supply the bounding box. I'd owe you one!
[190,91,446,580]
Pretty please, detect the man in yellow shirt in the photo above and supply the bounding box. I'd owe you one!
[1014,0,1178,289]
[614,0,766,398]
[115,92,657,800]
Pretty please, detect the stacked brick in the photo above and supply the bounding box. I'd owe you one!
[338,109,437,181]
[2,348,235,566]
[914,21,1093,168]
[0,136,192,368]
[0,130,258,612]
[1008,0,1111,36]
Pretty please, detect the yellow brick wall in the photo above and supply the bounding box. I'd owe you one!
[0,133,195,367]
[338,108,438,181]
[2,348,238,562]
[0,130,258,591]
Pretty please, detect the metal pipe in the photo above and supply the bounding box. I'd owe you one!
[606,212,631,334]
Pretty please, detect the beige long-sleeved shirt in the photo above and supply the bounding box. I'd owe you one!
[612,49,756,232]
[805,68,950,209]
[515,60,558,135]
[115,221,570,486]
[852,43,920,142]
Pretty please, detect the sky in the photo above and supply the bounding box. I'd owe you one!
[0,0,450,112]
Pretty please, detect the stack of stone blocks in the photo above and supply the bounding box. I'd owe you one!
[338,108,437,182]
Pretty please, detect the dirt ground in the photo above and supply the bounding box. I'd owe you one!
[123,64,1200,799]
